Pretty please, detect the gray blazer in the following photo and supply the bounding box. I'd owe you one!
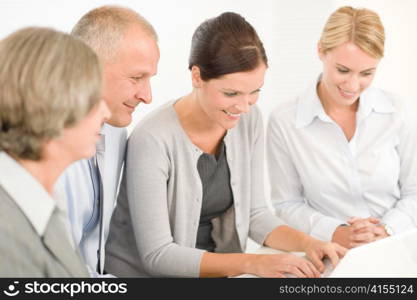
[105,100,283,277]
[0,187,89,277]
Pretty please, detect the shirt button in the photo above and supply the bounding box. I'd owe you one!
[231,181,236,186]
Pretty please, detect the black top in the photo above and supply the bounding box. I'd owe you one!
[196,142,234,252]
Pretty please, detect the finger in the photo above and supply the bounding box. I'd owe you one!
[351,221,374,232]
[306,261,321,278]
[352,225,375,234]
[349,241,370,248]
[347,217,361,224]
[326,248,341,269]
[352,232,375,242]
[373,226,386,236]
[297,261,318,278]
[336,244,348,258]
[284,265,307,278]
[365,217,380,224]
[308,253,325,273]
[273,272,285,278]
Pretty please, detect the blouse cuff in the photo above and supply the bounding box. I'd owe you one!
[382,210,416,235]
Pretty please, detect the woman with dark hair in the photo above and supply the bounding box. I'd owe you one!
[105,12,345,278]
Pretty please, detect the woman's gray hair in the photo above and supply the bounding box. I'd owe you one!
[0,27,102,160]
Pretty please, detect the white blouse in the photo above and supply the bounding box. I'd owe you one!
[266,79,417,241]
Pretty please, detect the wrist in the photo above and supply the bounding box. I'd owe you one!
[300,235,316,252]
[332,224,348,242]
[382,224,394,236]
[242,254,256,275]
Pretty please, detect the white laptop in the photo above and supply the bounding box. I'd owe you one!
[324,228,417,277]
[236,228,417,278]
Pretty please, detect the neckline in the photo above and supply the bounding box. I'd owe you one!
[168,99,229,155]
[168,99,204,153]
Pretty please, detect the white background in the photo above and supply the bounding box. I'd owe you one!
[1,0,416,131]
[1,0,416,250]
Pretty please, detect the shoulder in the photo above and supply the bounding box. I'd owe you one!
[367,87,414,122]
[270,98,298,119]
[127,100,181,152]
[0,187,34,239]
[268,97,298,130]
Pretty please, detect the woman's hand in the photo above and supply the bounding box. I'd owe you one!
[332,217,388,248]
[348,217,388,246]
[303,239,347,272]
[246,253,321,278]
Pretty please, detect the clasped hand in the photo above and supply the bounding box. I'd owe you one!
[332,217,389,248]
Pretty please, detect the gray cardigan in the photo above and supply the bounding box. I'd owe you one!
[105,100,283,277]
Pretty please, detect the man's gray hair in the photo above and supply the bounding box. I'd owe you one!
[71,5,158,62]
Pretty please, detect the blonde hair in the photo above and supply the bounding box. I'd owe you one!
[71,5,158,62]
[0,27,102,160]
[320,6,385,58]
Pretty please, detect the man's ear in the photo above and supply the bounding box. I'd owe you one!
[191,65,203,88]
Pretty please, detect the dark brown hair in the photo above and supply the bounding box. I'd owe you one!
[189,12,268,81]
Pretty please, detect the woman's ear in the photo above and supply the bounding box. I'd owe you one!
[191,65,203,88]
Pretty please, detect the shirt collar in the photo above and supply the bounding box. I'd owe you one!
[0,152,55,236]
[296,74,395,129]
[100,123,108,136]
[358,86,395,116]
[295,75,327,128]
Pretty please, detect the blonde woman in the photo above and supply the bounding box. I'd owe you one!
[0,27,110,277]
[267,6,417,249]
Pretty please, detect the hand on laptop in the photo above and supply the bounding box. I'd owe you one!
[332,217,389,248]
[247,253,321,278]
[304,239,347,273]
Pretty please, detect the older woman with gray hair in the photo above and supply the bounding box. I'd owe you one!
[0,27,110,277]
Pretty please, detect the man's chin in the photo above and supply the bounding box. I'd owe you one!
[106,115,132,128]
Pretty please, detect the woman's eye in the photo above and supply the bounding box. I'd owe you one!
[337,68,349,73]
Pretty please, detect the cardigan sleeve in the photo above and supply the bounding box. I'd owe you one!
[125,126,205,277]
[247,106,286,244]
